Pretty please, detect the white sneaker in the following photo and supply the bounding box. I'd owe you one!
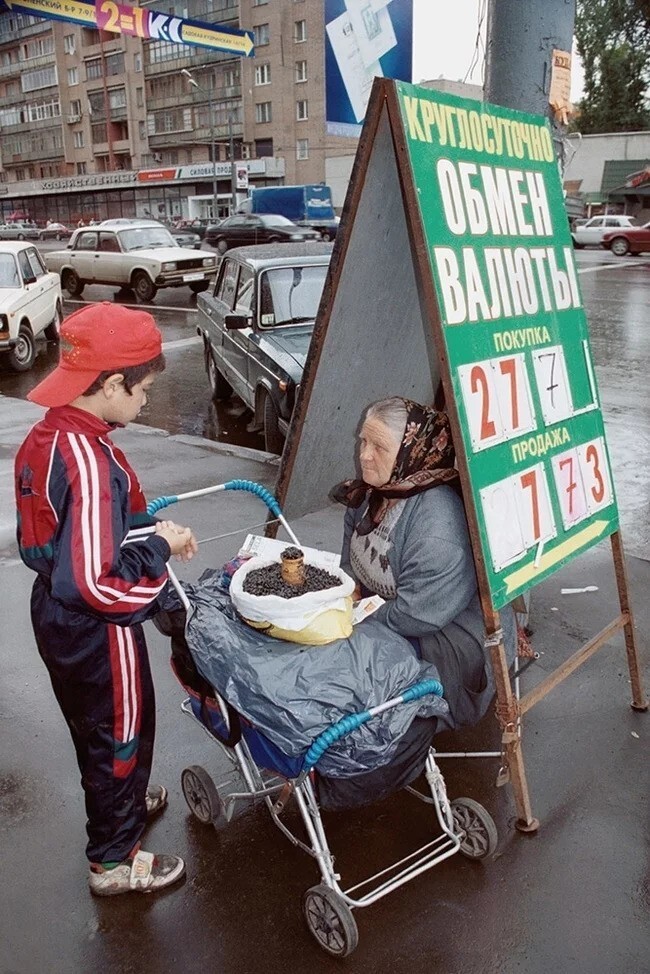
[89,849,185,896]
[145,784,168,818]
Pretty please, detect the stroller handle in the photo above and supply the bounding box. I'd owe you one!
[147,479,283,517]
[301,678,444,774]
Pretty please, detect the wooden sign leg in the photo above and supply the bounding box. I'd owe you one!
[487,625,540,834]
[610,531,648,711]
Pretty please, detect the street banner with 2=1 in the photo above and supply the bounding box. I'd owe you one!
[396,82,619,609]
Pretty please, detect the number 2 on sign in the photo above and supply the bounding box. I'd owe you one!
[459,354,535,451]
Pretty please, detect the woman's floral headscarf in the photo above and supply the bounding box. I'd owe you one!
[330,399,460,535]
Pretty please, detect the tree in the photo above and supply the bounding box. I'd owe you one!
[574,0,650,133]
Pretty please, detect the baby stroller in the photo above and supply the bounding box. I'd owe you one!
[148,480,498,958]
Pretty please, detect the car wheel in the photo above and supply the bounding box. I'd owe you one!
[263,392,284,455]
[189,281,209,294]
[44,301,62,343]
[216,239,228,255]
[207,351,233,401]
[17,233,25,241]
[610,236,630,257]
[62,269,84,297]
[8,323,36,372]
[132,271,157,303]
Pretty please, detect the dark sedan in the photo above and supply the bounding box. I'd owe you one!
[205,214,320,254]
[196,241,332,453]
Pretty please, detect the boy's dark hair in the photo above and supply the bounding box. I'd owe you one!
[82,353,166,397]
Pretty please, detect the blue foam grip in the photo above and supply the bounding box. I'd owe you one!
[301,679,445,772]
[224,479,283,517]
[146,495,178,515]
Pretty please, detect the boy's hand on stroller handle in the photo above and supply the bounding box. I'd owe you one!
[155,520,199,561]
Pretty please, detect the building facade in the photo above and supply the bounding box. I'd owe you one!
[563,131,650,221]
[0,1,357,224]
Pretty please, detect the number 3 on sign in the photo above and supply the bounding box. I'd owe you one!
[552,438,613,529]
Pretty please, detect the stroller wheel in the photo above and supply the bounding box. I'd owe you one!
[181,765,225,826]
[303,884,358,957]
[450,797,498,860]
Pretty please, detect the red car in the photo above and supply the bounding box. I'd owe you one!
[602,221,650,256]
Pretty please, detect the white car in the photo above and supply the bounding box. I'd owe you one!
[0,242,62,372]
[571,215,637,248]
[44,221,217,303]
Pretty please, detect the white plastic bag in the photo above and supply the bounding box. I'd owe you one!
[229,555,356,645]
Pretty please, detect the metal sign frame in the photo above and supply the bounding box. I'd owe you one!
[274,78,647,830]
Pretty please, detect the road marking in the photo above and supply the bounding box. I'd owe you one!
[578,259,650,275]
[162,336,202,351]
[63,298,198,313]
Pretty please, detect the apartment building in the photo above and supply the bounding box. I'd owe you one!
[0,2,359,224]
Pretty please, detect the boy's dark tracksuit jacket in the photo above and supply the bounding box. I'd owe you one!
[14,405,172,863]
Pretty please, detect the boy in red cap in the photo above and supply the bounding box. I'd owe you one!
[14,302,198,896]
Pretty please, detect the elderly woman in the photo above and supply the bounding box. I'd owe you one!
[331,397,516,732]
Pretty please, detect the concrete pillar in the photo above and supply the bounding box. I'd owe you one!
[485,0,576,127]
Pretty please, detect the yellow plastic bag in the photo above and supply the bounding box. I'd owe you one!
[244,597,354,646]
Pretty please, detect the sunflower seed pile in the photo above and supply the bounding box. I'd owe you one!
[243,562,341,599]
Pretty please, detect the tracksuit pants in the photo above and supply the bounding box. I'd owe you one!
[31,576,155,864]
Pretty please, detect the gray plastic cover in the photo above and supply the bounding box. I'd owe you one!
[173,570,449,778]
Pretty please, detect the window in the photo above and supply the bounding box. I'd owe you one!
[63,34,75,55]
[296,99,308,121]
[253,23,269,45]
[105,52,125,76]
[255,137,273,157]
[218,259,239,308]
[255,101,272,124]
[76,232,99,251]
[254,63,270,86]
[136,87,144,107]
[295,60,307,83]
[88,91,106,116]
[294,20,306,42]
[21,66,57,92]
[99,233,120,253]
[235,266,254,314]
[18,250,33,283]
[252,0,268,5]
[70,98,82,116]
[23,36,54,60]
[134,52,142,72]
[73,130,84,148]
[67,67,78,86]
[86,58,102,80]
[138,120,146,139]
[27,249,46,279]
[91,122,108,144]
[76,161,87,174]
[108,88,126,111]
[296,138,309,160]
[153,108,184,132]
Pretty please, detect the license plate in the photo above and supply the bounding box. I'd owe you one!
[183,272,204,282]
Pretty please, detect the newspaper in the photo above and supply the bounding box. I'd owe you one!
[238,534,341,570]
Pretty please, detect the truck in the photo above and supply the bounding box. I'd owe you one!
[237,184,339,240]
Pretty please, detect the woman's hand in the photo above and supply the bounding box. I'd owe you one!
[155,519,199,561]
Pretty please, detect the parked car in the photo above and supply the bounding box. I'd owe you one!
[571,215,637,248]
[174,218,211,240]
[44,222,218,302]
[169,226,202,249]
[38,222,73,241]
[205,214,321,254]
[601,221,650,257]
[0,242,62,371]
[0,222,40,241]
[196,241,333,453]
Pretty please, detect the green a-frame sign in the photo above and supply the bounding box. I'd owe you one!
[273,78,647,830]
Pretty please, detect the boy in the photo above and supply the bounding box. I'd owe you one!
[14,302,198,896]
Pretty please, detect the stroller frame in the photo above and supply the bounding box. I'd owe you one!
[180,689,497,957]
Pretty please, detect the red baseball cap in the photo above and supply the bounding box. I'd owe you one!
[28,302,163,408]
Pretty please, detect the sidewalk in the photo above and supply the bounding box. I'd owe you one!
[0,394,647,974]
